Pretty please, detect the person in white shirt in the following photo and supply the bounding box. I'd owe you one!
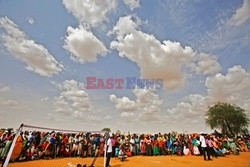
[106,135,112,167]
[200,133,211,161]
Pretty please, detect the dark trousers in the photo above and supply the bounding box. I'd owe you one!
[106,152,112,167]
[146,145,152,156]
[159,147,163,155]
[209,147,217,157]
[198,145,203,155]
[112,147,116,157]
[202,147,211,160]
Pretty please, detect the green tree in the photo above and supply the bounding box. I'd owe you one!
[101,128,111,132]
[205,102,249,137]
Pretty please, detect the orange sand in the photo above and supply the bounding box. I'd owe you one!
[7,152,250,167]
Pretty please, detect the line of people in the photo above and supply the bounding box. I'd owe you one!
[0,129,249,163]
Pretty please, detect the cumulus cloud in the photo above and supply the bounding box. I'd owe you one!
[108,15,142,40]
[111,15,221,90]
[110,94,137,112]
[54,96,73,116]
[110,89,163,121]
[229,0,250,26]
[55,80,91,113]
[0,84,10,92]
[168,66,250,124]
[167,94,208,122]
[52,80,111,123]
[64,26,108,63]
[123,0,140,10]
[191,53,221,75]
[0,17,63,77]
[52,81,89,120]
[62,0,117,27]
[205,65,250,104]
[121,112,135,118]
[134,89,162,114]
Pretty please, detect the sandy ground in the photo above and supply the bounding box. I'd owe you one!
[7,152,250,167]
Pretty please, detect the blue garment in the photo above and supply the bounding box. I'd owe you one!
[247,142,250,149]
[94,137,99,144]
[50,137,55,144]
[115,148,119,157]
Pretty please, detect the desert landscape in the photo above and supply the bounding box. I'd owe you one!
[8,152,250,167]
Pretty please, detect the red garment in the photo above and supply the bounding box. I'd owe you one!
[153,140,158,147]
[111,138,116,146]
[158,140,164,148]
[62,137,68,144]
[126,151,131,157]
[42,142,48,151]
[140,140,146,153]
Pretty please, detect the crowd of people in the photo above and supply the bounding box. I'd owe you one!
[0,129,249,164]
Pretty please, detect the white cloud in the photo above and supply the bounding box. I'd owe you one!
[64,26,108,63]
[104,115,112,120]
[168,65,250,124]
[0,17,63,77]
[86,115,102,122]
[134,89,162,114]
[110,89,163,121]
[62,0,117,27]
[191,53,221,75]
[52,80,112,123]
[108,14,142,40]
[0,84,10,92]
[111,15,221,90]
[205,65,250,104]
[123,0,140,10]
[26,17,34,24]
[56,80,91,112]
[110,94,137,112]
[121,112,134,118]
[167,94,208,121]
[229,0,250,26]
[52,79,94,121]
[54,96,73,116]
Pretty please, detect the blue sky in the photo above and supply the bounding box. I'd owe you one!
[0,0,249,133]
